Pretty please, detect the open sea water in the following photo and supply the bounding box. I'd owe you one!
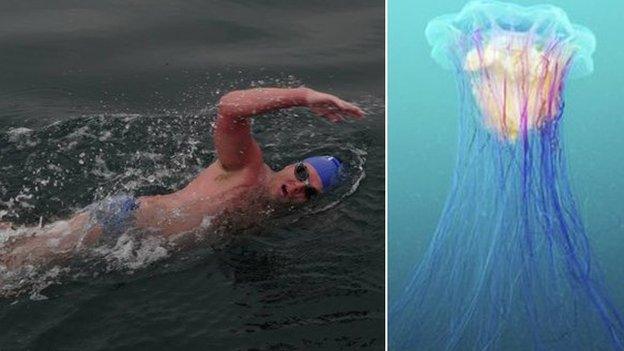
[0,1,384,350]
[389,0,624,348]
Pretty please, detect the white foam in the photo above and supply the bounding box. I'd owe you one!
[93,232,170,272]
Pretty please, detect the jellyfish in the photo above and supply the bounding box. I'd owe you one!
[390,1,624,350]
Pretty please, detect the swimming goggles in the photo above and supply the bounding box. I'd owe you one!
[294,162,320,199]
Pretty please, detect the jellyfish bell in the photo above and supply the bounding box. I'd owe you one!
[426,0,596,141]
[464,32,573,140]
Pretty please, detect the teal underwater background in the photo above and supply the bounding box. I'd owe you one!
[389,0,624,329]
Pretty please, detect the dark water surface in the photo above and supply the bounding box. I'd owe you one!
[0,1,384,350]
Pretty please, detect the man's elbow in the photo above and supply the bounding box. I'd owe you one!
[217,90,246,118]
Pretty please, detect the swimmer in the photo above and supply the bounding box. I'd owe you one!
[0,87,364,269]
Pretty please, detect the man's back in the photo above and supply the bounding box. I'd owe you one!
[135,160,269,236]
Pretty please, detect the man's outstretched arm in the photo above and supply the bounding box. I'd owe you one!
[214,87,363,171]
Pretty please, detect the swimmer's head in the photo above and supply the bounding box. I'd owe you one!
[271,156,344,203]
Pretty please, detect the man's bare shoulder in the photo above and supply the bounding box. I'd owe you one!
[190,159,269,190]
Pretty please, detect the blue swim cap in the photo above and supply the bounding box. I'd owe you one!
[304,156,343,191]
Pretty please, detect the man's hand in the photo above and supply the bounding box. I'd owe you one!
[303,89,365,122]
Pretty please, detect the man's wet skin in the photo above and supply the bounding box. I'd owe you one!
[0,87,363,269]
